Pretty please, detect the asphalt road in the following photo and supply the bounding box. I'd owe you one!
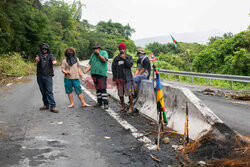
[0,67,180,167]
[194,91,250,136]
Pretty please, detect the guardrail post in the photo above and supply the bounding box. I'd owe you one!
[167,74,169,80]
[192,76,193,84]
[179,75,181,81]
[209,78,211,86]
[231,81,233,89]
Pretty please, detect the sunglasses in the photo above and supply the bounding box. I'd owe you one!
[42,48,47,50]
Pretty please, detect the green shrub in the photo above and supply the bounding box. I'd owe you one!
[0,52,36,77]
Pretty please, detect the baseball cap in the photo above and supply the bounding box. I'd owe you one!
[137,48,145,54]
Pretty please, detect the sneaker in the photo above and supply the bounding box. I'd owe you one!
[104,104,109,110]
[50,107,59,113]
[40,106,49,110]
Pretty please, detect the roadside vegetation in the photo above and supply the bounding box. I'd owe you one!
[0,0,136,84]
[143,30,250,90]
[0,53,35,77]
[0,52,36,86]
[0,0,249,90]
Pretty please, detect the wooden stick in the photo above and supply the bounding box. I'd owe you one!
[150,154,161,163]
[157,111,162,150]
[162,130,184,136]
[183,101,189,145]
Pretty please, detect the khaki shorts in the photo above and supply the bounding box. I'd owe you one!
[117,80,134,97]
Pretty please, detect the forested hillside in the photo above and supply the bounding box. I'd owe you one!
[0,0,249,85]
[0,0,136,61]
[145,31,250,76]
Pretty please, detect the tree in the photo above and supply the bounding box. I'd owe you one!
[193,30,250,75]
[96,20,135,39]
[0,0,50,59]
[124,23,135,39]
[146,42,163,56]
[207,36,222,45]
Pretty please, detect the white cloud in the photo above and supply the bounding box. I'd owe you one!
[64,0,250,39]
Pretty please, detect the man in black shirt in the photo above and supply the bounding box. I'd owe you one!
[133,48,151,93]
[35,43,58,113]
[112,43,134,113]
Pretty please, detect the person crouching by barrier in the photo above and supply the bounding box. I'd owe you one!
[133,48,151,97]
[61,48,90,108]
[112,43,134,114]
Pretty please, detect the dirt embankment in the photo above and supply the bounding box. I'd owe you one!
[0,76,31,88]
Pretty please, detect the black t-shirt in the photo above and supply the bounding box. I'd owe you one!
[36,53,55,77]
[137,56,151,79]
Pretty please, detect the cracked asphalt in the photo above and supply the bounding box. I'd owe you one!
[0,67,181,167]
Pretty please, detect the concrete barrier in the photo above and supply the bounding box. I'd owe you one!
[80,60,235,141]
[134,80,226,140]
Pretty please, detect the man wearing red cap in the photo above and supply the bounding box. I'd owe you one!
[112,43,134,113]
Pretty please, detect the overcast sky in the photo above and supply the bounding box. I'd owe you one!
[64,0,250,40]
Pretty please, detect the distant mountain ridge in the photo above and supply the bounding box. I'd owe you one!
[134,29,225,47]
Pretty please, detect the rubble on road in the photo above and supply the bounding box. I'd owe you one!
[231,94,250,101]
[172,145,183,151]
[178,127,250,166]
[202,88,216,96]
[145,123,250,166]
[202,88,250,102]
[162,137,170,144]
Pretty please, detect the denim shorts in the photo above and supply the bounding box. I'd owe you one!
[64,78,82,95]
[133,75,147,88]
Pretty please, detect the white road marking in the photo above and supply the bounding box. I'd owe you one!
[81,85,157,150]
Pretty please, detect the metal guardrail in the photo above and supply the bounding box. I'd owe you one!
[130,66,250,89]
[156,69,250,89]
[108,61,249,89]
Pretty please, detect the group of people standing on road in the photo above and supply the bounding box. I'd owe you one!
[35,42,151,114]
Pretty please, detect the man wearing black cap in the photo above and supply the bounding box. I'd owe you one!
[35,43,58,113]
[84,43,109,109]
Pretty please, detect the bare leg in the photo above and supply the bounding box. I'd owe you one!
[134,83,138,92]
[127,95,133,113]
[68,93,74,108]
[117,96,126,112]
[78,93,90,107]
